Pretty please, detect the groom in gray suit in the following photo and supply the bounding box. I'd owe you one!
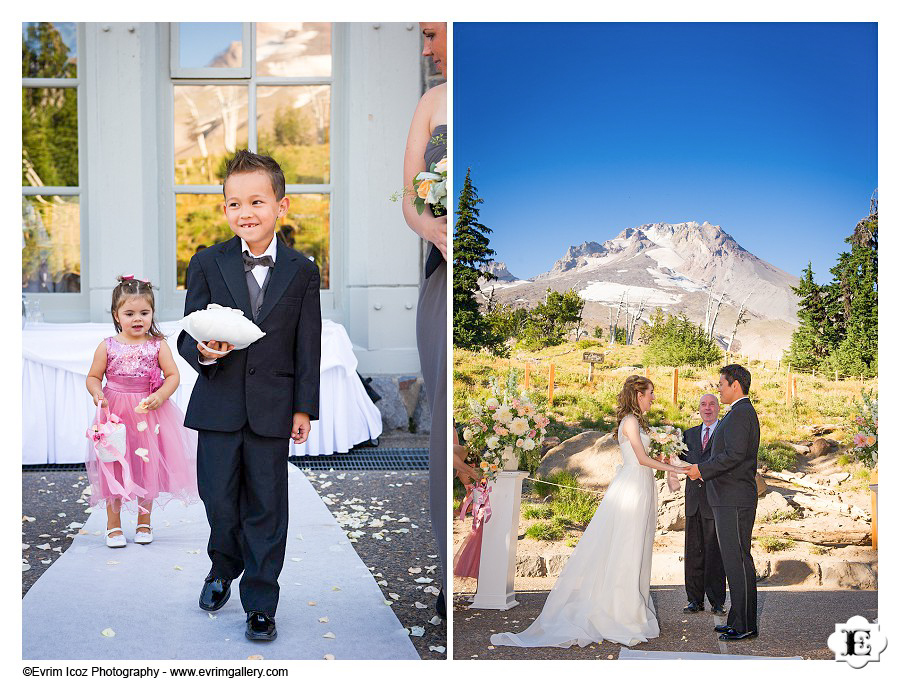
[687,364,760,640]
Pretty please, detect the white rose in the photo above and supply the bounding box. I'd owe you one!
[516,438,524,447]
[495,405,513,424]
[523,438,536,451]
[462,428,474,442]
[509,417,528,436]
[434,157,448,174]
[486,436,500,450]
[486,397,500,410]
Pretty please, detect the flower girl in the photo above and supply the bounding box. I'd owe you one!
[85,276,199,547]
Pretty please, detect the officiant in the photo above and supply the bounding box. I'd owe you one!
[681,394,727,615]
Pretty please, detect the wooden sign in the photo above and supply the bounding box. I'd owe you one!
[582,352,604,363]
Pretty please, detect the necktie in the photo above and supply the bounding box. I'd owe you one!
[702,426,710,449]
[243,252,274,271]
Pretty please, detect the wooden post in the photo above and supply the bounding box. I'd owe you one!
[835,370,839,382]
[673,367,679,404]
[792,377,798,399]
[785,374,792,403]
[871,470,878,550]
[548,363,555,404]
[587,362,594,382]
[524,363,530,389]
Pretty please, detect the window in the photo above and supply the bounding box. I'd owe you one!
[171,22,333,292]
[22,22,84,296]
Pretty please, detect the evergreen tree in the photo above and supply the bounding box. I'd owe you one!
[520,289,585,349]
[453,168,502,352]
[784,262,832,370]
[641,309,723,367]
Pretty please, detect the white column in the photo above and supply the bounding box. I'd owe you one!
[471,470,528,610]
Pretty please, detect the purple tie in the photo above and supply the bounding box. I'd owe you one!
[702,426,710,449]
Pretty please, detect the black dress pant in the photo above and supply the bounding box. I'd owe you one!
[197,425,289,617]
[684,510,726,608]
[711,505,758,633]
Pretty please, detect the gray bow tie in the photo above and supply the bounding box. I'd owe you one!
[243,252,274,272]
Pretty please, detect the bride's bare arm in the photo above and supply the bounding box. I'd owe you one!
[402,85,447,259]
[622,416,690,473]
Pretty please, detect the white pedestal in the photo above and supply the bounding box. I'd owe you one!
[470,470,528,610]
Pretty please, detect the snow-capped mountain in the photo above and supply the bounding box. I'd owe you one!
[481,261,518,282]
[482,221,801,359]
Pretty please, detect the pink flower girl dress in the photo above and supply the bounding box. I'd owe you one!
[86,337,199,512]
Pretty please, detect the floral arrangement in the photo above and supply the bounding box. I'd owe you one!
[648,425,689,486]
[461,378,549,481]
[412,155,447,217]
[852,388,878,467]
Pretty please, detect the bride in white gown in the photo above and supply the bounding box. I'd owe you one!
[491,375,691,649]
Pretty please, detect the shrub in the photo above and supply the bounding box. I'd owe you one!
[759,509,801,524]
[529,472,600,527]
[525,520,565,541]
[641,309,723,367]
[576,339,602,350]
[522,504,553,520]
[758,443,796,471]
[758,536,794,553]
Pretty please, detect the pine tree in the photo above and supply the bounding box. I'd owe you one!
[785,263,831,370]
[453,168,502,352]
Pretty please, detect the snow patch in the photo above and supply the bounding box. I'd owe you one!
[579,282,681,306]
[645,247,686,271]
[646,268,706,293]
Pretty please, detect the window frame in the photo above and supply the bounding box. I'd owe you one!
[21,22,90,318]
[160,22,341,320]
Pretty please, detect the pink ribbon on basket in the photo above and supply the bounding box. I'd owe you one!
[86,405,146,502]
[459,480,492,531]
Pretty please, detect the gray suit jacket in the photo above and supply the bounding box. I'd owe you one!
[697,398,760,508]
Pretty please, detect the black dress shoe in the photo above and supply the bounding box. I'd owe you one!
[719,629,758,641]
[199,576,231,612]
[714,624,734,633]
[710,604,727,616]
[683,601,704,613]
[245,611,277,641]
[436,588,446,620]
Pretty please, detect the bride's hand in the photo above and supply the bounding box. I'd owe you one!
[424,215,448,260]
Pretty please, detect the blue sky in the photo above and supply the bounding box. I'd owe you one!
[454,22,877,282]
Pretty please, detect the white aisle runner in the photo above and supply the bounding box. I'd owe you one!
[23,466,419,660]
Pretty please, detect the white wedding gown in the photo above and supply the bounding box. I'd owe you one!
[491,418,660,648]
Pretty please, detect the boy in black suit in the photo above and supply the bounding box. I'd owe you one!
[681,394,726,615]
[177,150,321,641]
[687,364,761,641]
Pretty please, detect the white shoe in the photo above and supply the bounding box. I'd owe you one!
[106,527,126,548]
[134,523,153,545]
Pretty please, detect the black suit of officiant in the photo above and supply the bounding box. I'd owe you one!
[177,235,321,617]
[682,423,726,609]
[698,397,761,634]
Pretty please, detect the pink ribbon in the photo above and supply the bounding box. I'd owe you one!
[459,481,492,531]
[86,405,147,502]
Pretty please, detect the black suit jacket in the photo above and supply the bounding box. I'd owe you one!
[177,236,322,438]
[697,398,760,508]
[682,423,717,518]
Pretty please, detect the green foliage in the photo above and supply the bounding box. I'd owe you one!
[759,509,801,524]
[524,520,565,541]
[483,302,527,353]
[522,504,553,520]
[529,472,600,526]
[519,289,585,350]
[785,207,877,378]
[758,443,796,471]
[640,308,723,367]
[576,339,602,350]
[758,536,794,553]
[453,169,504,353]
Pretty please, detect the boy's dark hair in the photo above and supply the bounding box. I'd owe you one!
[111,276,165,339]
[720,364,751,395]
[223,149,286,201]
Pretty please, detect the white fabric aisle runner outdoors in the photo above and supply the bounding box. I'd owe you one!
[618,649,803,660]
[22,466,419,660]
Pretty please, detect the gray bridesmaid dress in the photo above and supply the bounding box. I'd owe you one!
[417,124,447,591]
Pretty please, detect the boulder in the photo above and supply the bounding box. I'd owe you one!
[540,436,561,457]
[756,473,768,496]
[657,502,686,532]
[780,441,810,455]
[756,490,794,520]
[536,431,620,490]
[515,553,547,577]
[829,472,851,486]
[810,438,835,457]
[820,560,878,590]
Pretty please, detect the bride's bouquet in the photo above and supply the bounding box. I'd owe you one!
[462,392,549,483]
[648,425,690,492]
[412,156,447,217]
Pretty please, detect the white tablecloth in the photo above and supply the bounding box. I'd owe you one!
[22,319,382,464]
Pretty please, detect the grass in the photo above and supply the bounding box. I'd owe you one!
[758,536,795,553]
[528,472,601,526]
[522,504,553,520]
[525,520,566,542]
[758,443,797,471]
[810,545,829,556]
[759,508,801,524]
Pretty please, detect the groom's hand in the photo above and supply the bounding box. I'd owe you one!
[687,464,703,481]
[292,412,311,445]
